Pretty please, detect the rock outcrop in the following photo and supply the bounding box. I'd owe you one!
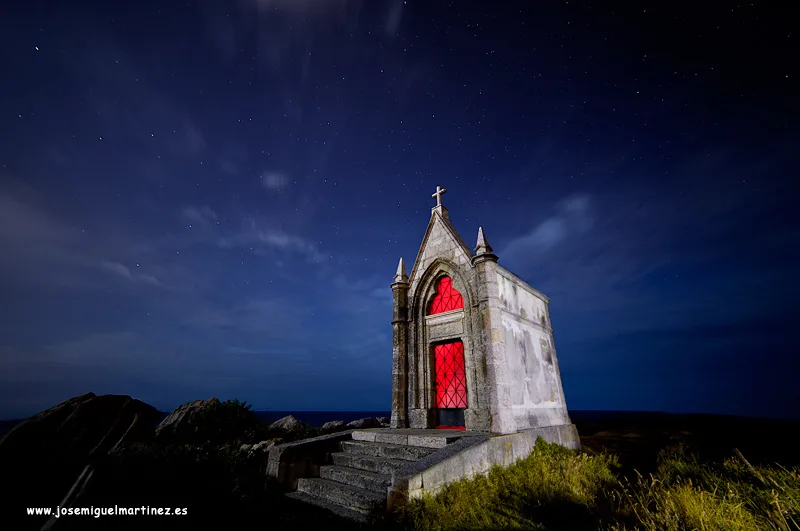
[1,394,388,529]
[269,415,303,432]
[0,393,161,531]
[154,397,219,439]
[250,439,282,454]
[241,439,282,454]
[321,420,347,432]
[346,417,382,429]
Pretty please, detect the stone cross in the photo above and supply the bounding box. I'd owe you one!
[432,186,447,207]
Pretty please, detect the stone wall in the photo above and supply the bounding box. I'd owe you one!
[388,424,581,510]
[496,266,572,431]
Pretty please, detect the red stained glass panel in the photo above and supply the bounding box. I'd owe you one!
[434,341,468,409]
[427,276,464,315]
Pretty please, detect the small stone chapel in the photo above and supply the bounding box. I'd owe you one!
[269,187,579,517]
[390,186,575,435]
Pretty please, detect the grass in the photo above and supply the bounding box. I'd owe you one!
[397,439,800,531]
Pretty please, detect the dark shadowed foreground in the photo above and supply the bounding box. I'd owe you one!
[2,395,798,530]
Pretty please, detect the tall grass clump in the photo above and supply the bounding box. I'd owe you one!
[397,439,799,531]
[399,438,619,531]
[609,447,799,531]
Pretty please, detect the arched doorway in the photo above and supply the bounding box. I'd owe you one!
[433,340,467,429]
[427,276,467,430]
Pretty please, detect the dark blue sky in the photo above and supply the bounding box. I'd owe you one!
[1,1,797,420]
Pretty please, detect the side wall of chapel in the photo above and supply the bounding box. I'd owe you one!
[495,266,572,430]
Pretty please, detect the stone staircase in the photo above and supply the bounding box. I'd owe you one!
[286,431,442,522]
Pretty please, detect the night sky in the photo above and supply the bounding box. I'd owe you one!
[1,1,797,420]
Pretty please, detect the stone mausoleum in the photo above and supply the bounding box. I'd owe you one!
[269,187,579,519]
[390,186,575,435]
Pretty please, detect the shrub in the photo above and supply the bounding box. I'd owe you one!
[185,398,264,447]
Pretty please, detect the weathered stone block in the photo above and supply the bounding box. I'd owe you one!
[406,435,449,448]
[351,430,377,443]
[373,432,409,445]
[464,408,491,432]
[408,408,432,429]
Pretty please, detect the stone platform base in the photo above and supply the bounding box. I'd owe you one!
[351,427,486,448]
[268,424,580,519]
[387,423,580,509]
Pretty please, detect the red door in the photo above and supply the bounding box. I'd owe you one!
[434,340,467,430]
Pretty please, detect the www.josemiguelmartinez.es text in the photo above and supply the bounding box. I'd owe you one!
[28,506,188,518]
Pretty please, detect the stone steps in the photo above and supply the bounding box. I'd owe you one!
[285,491,370,524]
[286,430,468,521]
[331,451,411,475]
[341,439,437,461]
[296,477,385,513]
[320,464,391,493]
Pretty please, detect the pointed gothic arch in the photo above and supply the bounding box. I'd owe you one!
[410,258,475,318]
[404,257,484,429]
[427,276,464,315]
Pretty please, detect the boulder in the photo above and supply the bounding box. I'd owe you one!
[378,416,390,426]
[346,417,382,429]
[321,420,347,432]
[268,415,303,432]
[155,398,220,439]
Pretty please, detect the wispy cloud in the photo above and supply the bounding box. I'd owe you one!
[0,190,75,253]
[181,206,219,226]
[177,296,322,358]
[0,186,101,289]
[218,217,325,262]
[100,260,163,287]
[0,332,193,386]
[498,147,799,329]
[501,194,593,258]
[166,123,207,157]
[0,182,197,293]
[384,0,404,37]
[261,171,288,191]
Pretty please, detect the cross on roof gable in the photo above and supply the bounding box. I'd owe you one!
[407,189,474,289]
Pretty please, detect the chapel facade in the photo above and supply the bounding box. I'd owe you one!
[390,187,574,435]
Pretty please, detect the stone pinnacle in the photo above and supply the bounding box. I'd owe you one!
[394,257,408,283]
[474,226,494,255]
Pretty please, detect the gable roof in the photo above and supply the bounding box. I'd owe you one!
[407,206,474,287]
